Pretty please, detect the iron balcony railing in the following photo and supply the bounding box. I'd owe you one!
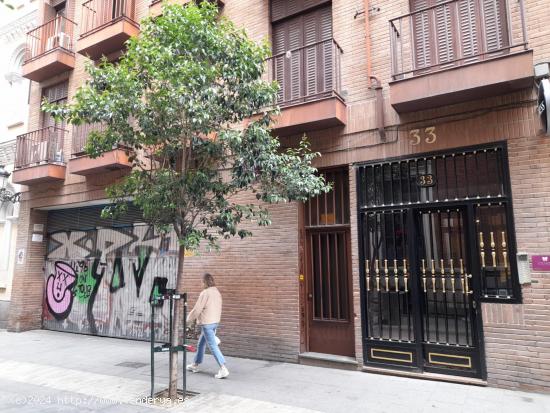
[15,127,66,169]
[81,0,137,37]
[71,122,108,156]
[267,38,343,108]
[24,15,76,62]
[389,0,528,81]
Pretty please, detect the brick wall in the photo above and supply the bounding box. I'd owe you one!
[9,0,550,392]
[183,192,301,362]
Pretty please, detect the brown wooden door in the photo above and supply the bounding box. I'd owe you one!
[304,168,354,357]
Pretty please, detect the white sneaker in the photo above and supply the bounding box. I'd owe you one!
[186,363,200,373]
[214,365,229,379]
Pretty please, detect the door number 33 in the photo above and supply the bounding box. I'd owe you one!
[409,126,437,145]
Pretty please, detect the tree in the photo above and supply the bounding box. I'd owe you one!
[44,1,329,398]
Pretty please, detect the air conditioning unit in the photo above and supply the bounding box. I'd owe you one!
[46,32,71,51]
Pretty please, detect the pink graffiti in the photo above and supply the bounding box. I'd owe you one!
[46,262,76,320]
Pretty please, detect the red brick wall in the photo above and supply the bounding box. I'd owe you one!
[183,193,301,362]
[9,0,550,393]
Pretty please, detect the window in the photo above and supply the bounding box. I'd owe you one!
[42,82,68,129]
[271,3,334,105]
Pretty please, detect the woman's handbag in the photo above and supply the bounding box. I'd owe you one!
[185,323,201,341]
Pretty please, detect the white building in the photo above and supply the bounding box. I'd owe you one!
[0,0,37,328]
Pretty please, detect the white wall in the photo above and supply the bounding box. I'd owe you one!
[0,0,37,301]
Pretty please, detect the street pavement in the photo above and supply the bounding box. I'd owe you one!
[0,329,548,413]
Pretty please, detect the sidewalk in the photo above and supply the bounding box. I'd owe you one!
[0,330,548,413]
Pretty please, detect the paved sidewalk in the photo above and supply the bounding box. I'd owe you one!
[0,330,548,413]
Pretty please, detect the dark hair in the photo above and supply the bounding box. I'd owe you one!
[203,273,215,287]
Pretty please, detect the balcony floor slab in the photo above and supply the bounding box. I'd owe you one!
[272,96,347,136]
[22,49,75,82]
[12,164,66,186]
[76,18,139,61]
[390,51,534,113]
[69,149,132,176]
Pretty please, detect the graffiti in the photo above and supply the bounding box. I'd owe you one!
[43,225,179,341]
[109,257,126,293]
[86,258,105,335]
[46,261,77,320]
[74,261,95,303]
[132,246,152,297]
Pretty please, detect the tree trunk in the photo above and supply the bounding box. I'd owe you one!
[168,244,186,399]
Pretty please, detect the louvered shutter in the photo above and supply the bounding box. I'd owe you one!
[458,0,479,60]
[272,4,332,104]
[304,6,332,100]
[270,0,330,22]
[434,0,454,64]
[288,17,303,102]
[272,23,286,103]
[304,12,318,99]
[42,82,68,128]
[482,0,508,53]
[412,0,432,69]
[271,0,286,22]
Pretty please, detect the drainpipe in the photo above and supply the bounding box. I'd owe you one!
[362,1,386,141]
[363,0,372,87]
[370,75,386,141]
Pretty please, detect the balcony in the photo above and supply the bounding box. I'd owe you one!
[149,0,224,17]
[69,123,132,176]
[267,39,347,136]
[21,16,76,82]
[76,0,139,61]
[12,127,66,186]
[389,0,533,113]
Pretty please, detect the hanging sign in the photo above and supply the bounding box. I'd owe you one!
[538,78,550,136]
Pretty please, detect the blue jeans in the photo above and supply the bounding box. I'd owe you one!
[193,323,226,366]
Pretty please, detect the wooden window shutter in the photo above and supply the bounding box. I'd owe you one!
[270,0,330,22]
[458,0,479,59]
[288,17,303,102]
[320,7,333,95]
[272,4,332,103]
[303,6,332,99]
[272,23,287,102]
[271,0,286,22]
[411,0,432,69]
[42,82,68,128]
[482,0,509,52]
[434,0,454,64]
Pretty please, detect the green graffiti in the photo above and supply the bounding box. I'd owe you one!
[75,266,96,304]
[112,267,121,290]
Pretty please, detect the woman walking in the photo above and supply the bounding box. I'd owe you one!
[186,273,229,379]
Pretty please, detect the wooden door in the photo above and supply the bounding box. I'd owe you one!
[304,168,354,357]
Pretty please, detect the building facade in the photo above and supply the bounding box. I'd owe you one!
[7,0,550,393]
[0,0,37,328]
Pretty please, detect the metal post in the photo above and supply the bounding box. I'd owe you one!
[182,293,188,400]
[150,299,155,398]
[169,294,173,350]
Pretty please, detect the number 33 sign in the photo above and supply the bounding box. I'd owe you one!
[409,126,437,145]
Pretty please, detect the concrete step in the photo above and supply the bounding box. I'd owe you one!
[299,352,358,371]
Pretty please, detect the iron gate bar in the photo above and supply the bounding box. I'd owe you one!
[356,142,522,380]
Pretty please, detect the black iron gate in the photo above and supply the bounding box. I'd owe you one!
[357,143,520,379]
